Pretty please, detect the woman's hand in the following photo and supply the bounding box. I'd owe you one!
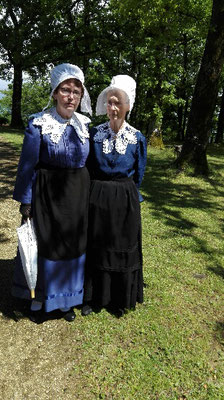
[19,204,32,219]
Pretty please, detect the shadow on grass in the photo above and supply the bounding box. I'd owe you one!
[215,322,224,346]
[141,146,224,262]
[0,258,30,321]
[0,140,20,200]
[208,265,224,279]
[142,151,210,227]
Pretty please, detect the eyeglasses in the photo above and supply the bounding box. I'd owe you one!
[59,87,82,99]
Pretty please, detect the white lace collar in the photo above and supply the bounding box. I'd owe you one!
[93,121,137,154]
[31,107,90,144]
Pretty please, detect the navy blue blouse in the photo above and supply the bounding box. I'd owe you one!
[87,121,147,201]
[13,109,90,204]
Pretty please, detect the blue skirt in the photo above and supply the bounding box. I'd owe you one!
[12,253,85,312]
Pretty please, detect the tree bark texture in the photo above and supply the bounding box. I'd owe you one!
[175,0,224,175]
[10,65,24,129]
[215,86,224,143]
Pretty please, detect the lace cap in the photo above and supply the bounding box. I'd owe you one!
[96,75,136,118]
[44,63,92,116]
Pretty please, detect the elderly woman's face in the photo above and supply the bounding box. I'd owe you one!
[106,89,130,122]
[53,78,83,119]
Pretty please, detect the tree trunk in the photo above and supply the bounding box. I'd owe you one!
[176,99,188,142]
[215,86,224,143]
[175,0,224,175]
[182,97,189,140]
[10,64,24,129]
[176,34,189,142]
[176,104,185,141]
[82,0,91,74]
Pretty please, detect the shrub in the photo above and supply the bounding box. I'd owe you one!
[0,116,9,125]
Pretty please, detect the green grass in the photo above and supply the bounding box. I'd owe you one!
[74,146,224,400]
[1,128,224,399]
[0,126,24,151]
[71,146,224,400]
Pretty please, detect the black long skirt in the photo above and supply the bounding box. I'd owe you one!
[84,177,143,310]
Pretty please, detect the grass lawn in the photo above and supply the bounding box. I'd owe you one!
[0,126,24,151]
[0,127,223,399]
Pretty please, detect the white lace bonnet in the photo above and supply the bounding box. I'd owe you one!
[44,63,92,115]
[96,74,136,118]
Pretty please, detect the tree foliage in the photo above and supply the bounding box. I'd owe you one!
[175,0,224,175]
[0,79,51,124]
[1,0,222,176]
[0,0,78,127]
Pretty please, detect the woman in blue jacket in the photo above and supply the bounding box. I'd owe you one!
[82,75,147,317]
[12,63,92,322]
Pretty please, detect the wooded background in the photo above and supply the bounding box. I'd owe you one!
[1,0,224,174]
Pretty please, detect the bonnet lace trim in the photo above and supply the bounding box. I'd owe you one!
[93,121,137,154]
[31,107,90,144]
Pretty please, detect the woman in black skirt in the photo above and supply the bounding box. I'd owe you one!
[82,75,147,317]
[12,63,92,322]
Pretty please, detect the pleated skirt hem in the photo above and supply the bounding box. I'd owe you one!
[84,267,143,310]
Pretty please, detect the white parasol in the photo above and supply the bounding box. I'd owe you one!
[16,218,38,299]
